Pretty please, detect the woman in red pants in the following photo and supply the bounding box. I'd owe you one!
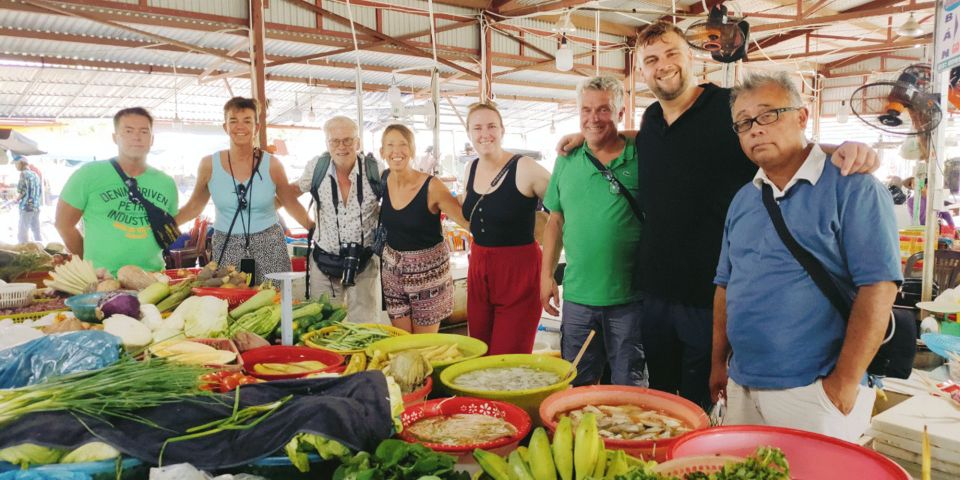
[461,103,551,354]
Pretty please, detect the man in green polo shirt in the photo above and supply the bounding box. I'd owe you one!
[541,76,646,387]
[56,107,178,275]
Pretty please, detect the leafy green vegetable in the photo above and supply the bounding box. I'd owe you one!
[60,442,120,463]
[613,447,789,480]
[0,443,64,468]
[333,439,470,480]
[284,433,351,472]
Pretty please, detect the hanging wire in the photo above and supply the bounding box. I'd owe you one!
[345,0,364,145]
[595,10,601,76]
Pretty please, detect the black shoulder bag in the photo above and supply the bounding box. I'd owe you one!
[109,160,181,251]
[761,183,915,379]
[584,152,645,224]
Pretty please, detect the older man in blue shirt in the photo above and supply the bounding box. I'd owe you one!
[710,72,901,442]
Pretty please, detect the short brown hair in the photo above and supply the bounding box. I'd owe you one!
[382,123,416,155]
[466,102,503,128]
[113,107,153,130]
[223,96,260,119]
[637,21,686,48]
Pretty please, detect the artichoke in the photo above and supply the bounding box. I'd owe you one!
[384,350,433,394]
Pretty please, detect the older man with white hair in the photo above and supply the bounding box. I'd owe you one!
[296,116,384,323]
[711,72,901,441]
[540,76,646,387]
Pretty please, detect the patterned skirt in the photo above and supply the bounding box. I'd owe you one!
[211,223,292,286]
[381,241,453,326]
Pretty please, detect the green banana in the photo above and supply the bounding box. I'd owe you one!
[507,450,535,480]
[474,449,513,480]
[574,412,600,480]
[528,427,557,480]
[591,440,607,479]
[516,446,530,465]
[552,416,574,480]
[605,450,629,480]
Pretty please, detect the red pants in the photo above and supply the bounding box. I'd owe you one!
[467,242,543,355]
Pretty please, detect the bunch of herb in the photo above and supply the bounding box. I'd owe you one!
[0,357,212,428]
[333,439,469,480]
[613,447,789,480]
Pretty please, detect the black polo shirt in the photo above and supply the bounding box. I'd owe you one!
[635,83,758,308]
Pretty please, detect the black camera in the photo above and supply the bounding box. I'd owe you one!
[339,241,362,287]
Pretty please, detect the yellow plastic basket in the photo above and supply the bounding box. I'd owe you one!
[302,323,408,354]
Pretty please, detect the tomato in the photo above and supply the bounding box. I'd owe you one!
[238,375,259,385]
[221,374,242,391]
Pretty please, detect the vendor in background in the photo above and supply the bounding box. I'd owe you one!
[462,102,551,355]
[541,77,646,387]
[711,72,901,442]
[13,155,42,243]
[294,116,384,324]
[56,107,178,274]
[176,97,313,284]
[903,176,955,227]
[379,124,468,333]
[556,21,880,409]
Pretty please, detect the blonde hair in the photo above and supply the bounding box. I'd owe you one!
[382,123,416,156]
[466,102,504,128]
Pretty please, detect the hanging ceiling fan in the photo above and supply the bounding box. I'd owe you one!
[684,3,750,63]
[849,64,942,136]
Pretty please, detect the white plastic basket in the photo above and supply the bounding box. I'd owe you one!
[0,283,35,309]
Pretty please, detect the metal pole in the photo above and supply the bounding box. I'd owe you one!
[921,0,946,302]
[432,67,441,174]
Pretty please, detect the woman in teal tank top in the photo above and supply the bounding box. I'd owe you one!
[176,97,314,284]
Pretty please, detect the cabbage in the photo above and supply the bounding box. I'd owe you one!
[60,442,119,463]
[182,296,228,338]
[102,315,152,349]
[0,443,64,468]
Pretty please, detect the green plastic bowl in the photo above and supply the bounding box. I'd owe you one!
[439,354,576,424]
[365,333,487,381]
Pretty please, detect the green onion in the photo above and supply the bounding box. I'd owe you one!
[312,322,394,350]
[0,357,213,428]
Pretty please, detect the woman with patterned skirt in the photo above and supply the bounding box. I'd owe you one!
[379,124,469,333]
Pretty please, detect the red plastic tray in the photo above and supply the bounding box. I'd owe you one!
[240,345,344,380]
[668,425,909,479]
[191,287,259,309]
[398,397,531,453]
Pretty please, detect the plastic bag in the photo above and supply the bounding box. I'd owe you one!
[0,331,121,389]
[148,464,266,480]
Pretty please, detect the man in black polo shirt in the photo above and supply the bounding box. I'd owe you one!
[557,22,878,409]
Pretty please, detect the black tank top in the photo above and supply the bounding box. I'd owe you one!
[461,156,537,247]
[381,174,442,251]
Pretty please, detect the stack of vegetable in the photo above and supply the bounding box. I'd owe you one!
[306,322,398,352]
[43,257,101,295]
[139,274,196,313]
[0,242,54,283]
[334,439,469,480]
[226,289,283,338]
[287,295,346,344]
[195,261,250,288]
[0,442,121,469]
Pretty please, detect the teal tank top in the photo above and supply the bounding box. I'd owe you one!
[210,150,278,234]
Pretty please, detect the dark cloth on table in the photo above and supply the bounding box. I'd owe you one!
[634,83,757,309]
[0,372,393,470]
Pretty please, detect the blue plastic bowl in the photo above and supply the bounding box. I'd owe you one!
[64,292,106,322]
[921,332,960,359]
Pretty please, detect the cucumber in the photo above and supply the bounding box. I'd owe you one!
[230,288,276,319]
[137,282,170,305]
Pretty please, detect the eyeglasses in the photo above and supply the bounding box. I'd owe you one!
[732,106,803,134]
[327,138,356,147]
[235,184,249,210]
[601,170,621,195]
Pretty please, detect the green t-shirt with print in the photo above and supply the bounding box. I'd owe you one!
[60,160,178,275]
[543,136,642,307]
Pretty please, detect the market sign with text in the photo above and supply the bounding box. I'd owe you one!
[938,0,960,73]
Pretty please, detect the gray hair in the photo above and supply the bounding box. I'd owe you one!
[324,115,359,137]
[576,75,625,113]
[729,71,804,111]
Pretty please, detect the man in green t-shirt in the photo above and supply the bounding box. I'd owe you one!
[56,107,178,275]
[541,76,646,387]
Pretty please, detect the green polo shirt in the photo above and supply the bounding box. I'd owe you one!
[544,136,642,307]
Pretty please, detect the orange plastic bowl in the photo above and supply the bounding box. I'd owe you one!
[539,385,709,462]
[191,287,258,308]
[402,376,433,408]
[399,397,531,463]
[241,345,344,380]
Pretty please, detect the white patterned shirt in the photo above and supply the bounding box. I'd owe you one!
[298,155,380,253]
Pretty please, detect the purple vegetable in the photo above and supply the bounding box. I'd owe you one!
[96,291,141,320]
